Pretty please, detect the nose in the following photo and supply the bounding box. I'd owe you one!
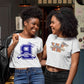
[50,23,52,27]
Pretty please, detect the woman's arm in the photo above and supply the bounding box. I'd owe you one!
[40,44,47,66]
[7,34,19,58]
[66,52,80,84]
[37,52,43,62]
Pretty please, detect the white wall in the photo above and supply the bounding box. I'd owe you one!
[75,0,84,49]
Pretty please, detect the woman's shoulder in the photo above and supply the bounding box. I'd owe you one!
[66,37,79,44]
[47,34,57,39]
[35,36,43,41]
[70,37,78,41]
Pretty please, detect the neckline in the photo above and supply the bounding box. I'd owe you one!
[52,34,68,40]
[57,37,66,40]
[18,33,36,40]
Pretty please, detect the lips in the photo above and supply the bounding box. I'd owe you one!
[51,27,55,31]
[31,28,37,35]
[51,27,56,34]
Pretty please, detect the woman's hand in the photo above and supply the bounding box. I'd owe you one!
[40,44,47,66]
[40,60,46,66]
[7,34,19,57]
[12,34,19,45]
[65,81,72,84]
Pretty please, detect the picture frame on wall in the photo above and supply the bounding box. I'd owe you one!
[53,0,57,4]
[68,0,72,4]
[16,16,23,30]
[43,0,47,4]
[63,0,67,4]
[48,0,52,4]
[58,0,62,4]
[38,0,42,4]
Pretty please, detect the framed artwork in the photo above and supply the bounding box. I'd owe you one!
[48,0,52,4]
[68,0,72,4]
[38,0,42,4]
[53,0,57,4]
[63,0,67,4]
[58,0,62,4]
[43,0,47,4]
[16,16,23,30]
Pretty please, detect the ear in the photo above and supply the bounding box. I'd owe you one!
[24,21,27,26]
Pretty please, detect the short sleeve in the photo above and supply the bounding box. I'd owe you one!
[71,38,80,54]
[37,39,43,53]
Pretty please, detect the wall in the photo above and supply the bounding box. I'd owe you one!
[0,0,22,43]
[0,0,11,42]
[73,49,84,84]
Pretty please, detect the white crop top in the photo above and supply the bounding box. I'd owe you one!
[46,34,80,70]
[9,34,43,68]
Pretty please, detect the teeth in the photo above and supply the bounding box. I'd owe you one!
[51,27,54,29]
[32,29,36,32]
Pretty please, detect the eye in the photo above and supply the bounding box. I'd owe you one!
[37,24,40,27]
[32,23,39,27]
[32,23,35,25]
[51,21,54,24]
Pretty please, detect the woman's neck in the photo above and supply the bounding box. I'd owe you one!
[58,34,64,38]
[20,30,35,38]
[56,32,66,38]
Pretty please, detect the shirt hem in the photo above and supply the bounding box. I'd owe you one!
[46,63,70,70]
[9,66,41,68]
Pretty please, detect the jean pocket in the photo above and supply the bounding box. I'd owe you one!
[14,72,21,77]
[33,68,43,74]
[14,70,26,77]
[57,71,69,79]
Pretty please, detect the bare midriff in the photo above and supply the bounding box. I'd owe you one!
[46,65,68,72]
[16,68,28,70]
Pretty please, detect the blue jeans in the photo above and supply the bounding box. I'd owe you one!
[14,67,45,84]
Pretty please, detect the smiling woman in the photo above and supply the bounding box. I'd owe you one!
[22,17,40,37]
[7,6,45,84]
[41,7,80,84]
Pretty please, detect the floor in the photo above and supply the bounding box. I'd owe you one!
[5,74,14,84]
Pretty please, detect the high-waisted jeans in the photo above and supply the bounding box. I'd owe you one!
[44,68,69,84]
[14,67,45,84]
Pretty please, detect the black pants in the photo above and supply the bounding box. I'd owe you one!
[44,68,69,84]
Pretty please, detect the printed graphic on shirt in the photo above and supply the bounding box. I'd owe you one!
[50,42,68,52]
[17,42,36,59]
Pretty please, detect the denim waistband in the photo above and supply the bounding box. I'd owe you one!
[45,68,69,75]
[15,67,42,73]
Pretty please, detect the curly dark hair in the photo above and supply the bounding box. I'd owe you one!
[47,7,78,37]
[20,6,42,25]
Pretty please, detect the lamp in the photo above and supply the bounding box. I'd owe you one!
[19,0,31,7]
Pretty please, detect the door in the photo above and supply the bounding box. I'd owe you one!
[0,2,11,44]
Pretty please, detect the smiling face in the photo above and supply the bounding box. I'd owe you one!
[50,15,61,35]
[24,18,40,37]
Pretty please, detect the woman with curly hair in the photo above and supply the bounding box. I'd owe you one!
[8,6,44,84]
[41,7,80,84]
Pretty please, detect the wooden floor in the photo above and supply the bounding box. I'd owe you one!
[5,74,14,84]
